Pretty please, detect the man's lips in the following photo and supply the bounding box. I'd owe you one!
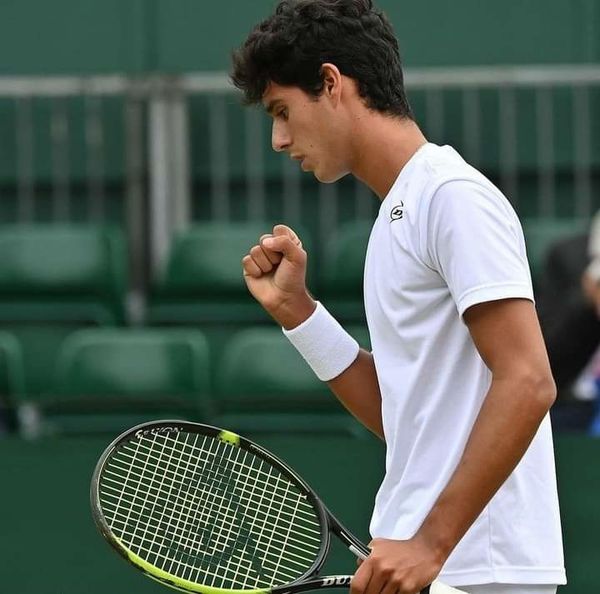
[290,154,311,171]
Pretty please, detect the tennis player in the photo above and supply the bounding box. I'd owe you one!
[232,1,566,593]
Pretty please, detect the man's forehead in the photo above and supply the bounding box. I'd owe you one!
[262,86,313,115]
[262,82,286,110]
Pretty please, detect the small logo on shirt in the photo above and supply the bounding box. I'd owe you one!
[390,202,404,221]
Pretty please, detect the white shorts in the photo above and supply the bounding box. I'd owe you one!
[458,585,557,594]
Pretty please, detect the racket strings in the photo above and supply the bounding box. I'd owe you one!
[99,430,323,589]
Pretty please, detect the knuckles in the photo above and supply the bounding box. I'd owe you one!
[241,255,262,278]
[369,559,395,578]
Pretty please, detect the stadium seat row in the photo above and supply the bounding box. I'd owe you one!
[0,324,371,438]
[0,222,372,397]
[0,218,583,413]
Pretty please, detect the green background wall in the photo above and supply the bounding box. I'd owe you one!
[0,0,599,188]
[0,1,598,224]
[0,0,599,75]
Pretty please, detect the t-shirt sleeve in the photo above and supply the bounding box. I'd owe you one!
[425,179,534,317]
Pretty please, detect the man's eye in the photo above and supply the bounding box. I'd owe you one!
[278,109,288,120]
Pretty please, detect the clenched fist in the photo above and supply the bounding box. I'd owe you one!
[242,224,316,329]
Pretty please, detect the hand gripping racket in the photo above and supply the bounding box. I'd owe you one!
[91,421,464,594]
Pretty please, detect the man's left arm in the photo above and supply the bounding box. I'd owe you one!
[351,297,556,594]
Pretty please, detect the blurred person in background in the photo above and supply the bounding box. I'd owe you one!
[539,212,600,433]
[231,1,565,593]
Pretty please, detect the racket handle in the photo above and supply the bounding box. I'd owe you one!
[349,544,369,561]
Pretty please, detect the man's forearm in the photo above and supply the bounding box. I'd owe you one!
[327,349,384,439]
[270,293,384,440]
[415,373,556,559]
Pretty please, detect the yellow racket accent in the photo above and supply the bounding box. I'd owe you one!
[120,540,269,594]
[218,429,241,446]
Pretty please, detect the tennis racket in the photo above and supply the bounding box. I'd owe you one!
[91,420,464,594]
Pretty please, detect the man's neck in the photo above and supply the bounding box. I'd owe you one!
[349,112,428,200]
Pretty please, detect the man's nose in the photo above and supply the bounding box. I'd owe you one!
[272,120,291,152]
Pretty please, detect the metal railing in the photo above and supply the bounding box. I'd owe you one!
[0,65,598,277]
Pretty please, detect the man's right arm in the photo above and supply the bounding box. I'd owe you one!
[242,224,384,439]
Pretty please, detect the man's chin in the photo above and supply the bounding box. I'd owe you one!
[314,168,348,184]
[303,158,349,183]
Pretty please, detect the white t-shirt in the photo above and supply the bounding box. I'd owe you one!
[364,143,566,587]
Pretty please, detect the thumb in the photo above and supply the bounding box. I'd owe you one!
[272,224,303,248]
[261,234,304,263]
[262,225,304,263]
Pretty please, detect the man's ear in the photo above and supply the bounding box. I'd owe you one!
[320,62,343,106]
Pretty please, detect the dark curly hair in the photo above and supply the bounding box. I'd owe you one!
[231,0,413,119]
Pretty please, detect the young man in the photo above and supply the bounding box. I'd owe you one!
[231,1,566,593]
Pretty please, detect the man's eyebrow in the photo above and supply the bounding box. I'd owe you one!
[264,99,283,115]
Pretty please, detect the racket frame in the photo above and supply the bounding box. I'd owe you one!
[91,420,365,594]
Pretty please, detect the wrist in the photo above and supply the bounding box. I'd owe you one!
[270,292,317,330]
[282,301,360,382]
[413,509,458,566]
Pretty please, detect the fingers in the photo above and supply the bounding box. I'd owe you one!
[242,237,285,279]
[261,234,304,263]
[353,562,421,594]
[353,564,418,594]
[249,243,277,274]
[363,570,389,594]
[352,540,425,594]
[259,234,283,266]
[243,225,304,277]
[380,580,401,594]
[242,254,263,279]
[351,559,373,594]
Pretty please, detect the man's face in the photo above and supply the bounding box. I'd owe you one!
[262,82,351,183]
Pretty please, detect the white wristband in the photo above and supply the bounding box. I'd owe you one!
[282,301,360,381]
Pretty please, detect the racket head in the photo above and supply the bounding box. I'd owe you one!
[90,420,331,594]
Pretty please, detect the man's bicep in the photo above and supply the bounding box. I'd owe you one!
[426,181,533,315]
[463,298,553,379]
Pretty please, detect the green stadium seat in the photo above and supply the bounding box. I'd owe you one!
[522,218,590,284]
[147,222,315,370]
[318,220,372,323]
[148,222,278,324]
[0,224,126,396]
[0,224,125,317]
[149,222,316,322]
[213,327,367,436]
[31,328,211,435]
